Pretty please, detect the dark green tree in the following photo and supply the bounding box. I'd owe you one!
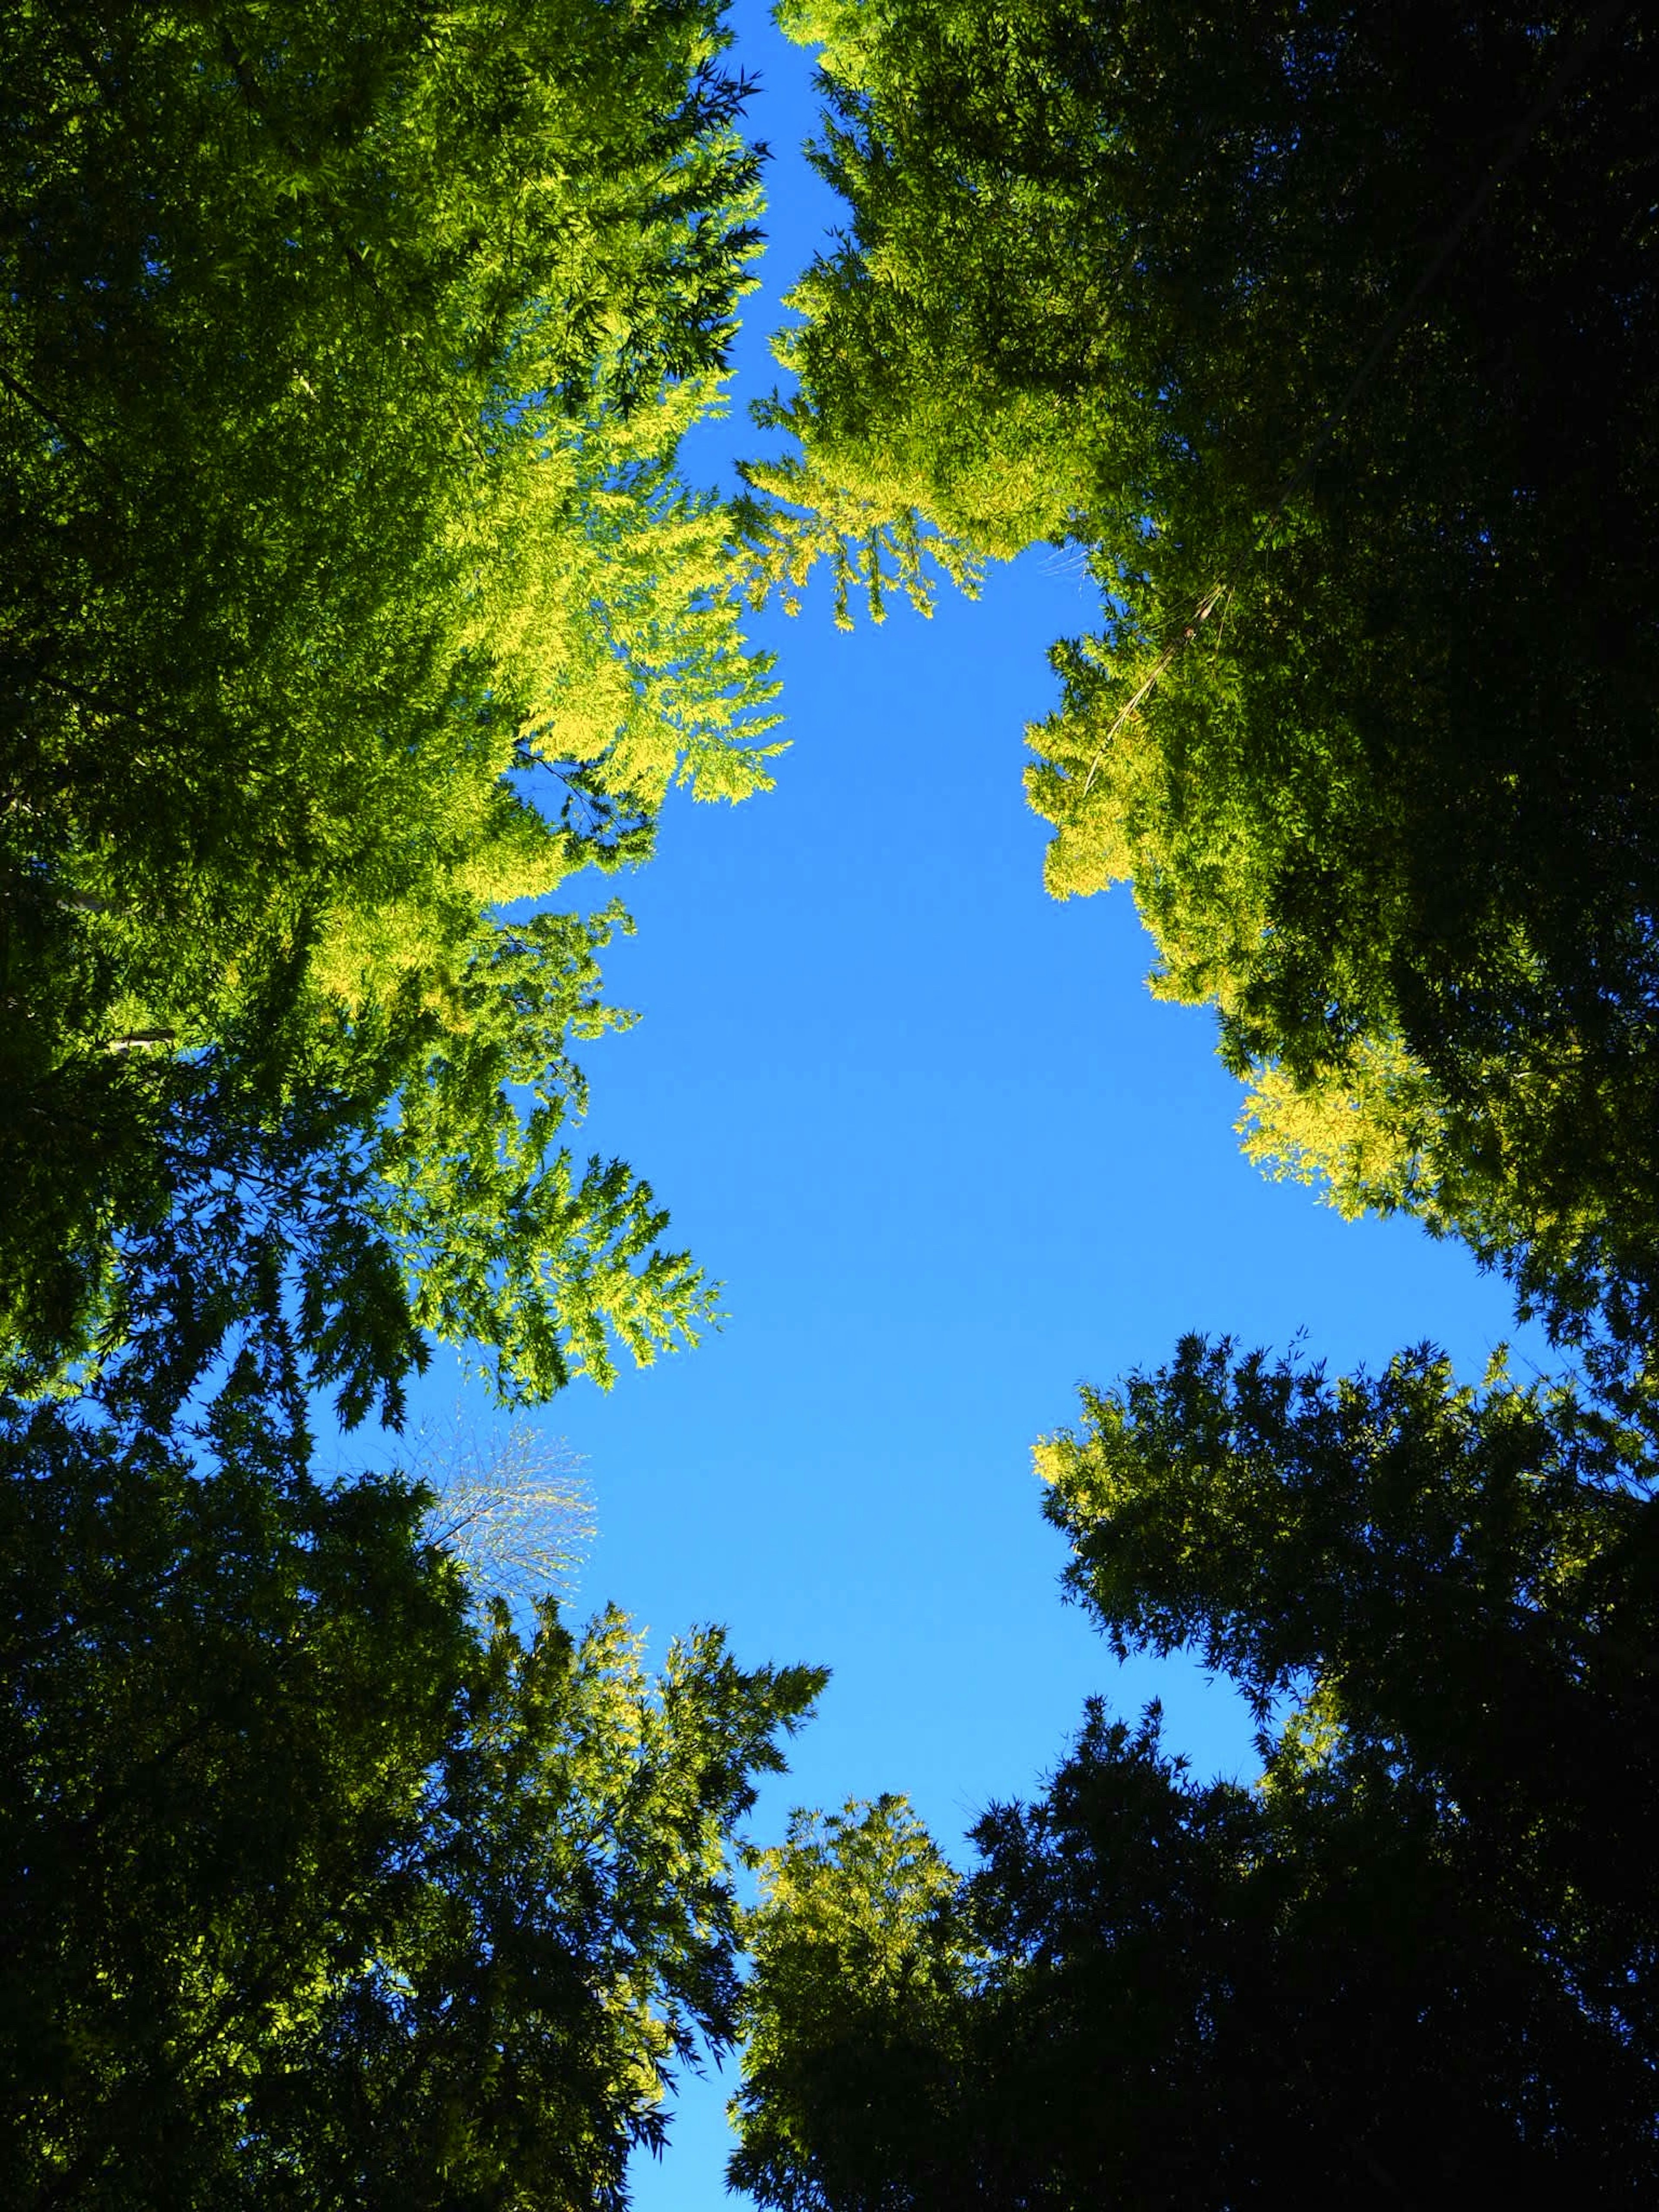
[2,0,781,1393]
[731,1339,1659,2206]
[1,1353,823,2207]
[753,0,1659,1382]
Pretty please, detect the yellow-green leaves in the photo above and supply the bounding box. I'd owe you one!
[748,0,1659,1380]
[730,1793,978,2208]
[2,0,781,1405]
[737,441,983,630]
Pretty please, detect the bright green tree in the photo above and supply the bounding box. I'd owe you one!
[731,1338,1659,2205]
[753,0,1659,1384]
[2,0,781,1398]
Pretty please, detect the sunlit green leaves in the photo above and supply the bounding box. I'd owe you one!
[756,0,1659,1380]
[1,0,780,1400]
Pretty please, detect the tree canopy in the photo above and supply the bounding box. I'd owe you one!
[8,2,1659,2201]
[1,1357,824,2208]
[756,0,1659,1382]
[2,0,782,1404]
[0,15,847,2196]
[731,1338,1659,2206]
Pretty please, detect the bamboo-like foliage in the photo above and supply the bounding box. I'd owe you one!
[753,0,1659,1389]
[1,0,781,1407]
[733,1337,1659,2205]
[0,1367,824,2206]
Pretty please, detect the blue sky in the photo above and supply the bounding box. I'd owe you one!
[404,7,1535,2201]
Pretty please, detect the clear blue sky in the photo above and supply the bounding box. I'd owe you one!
[403,8,1535,2202]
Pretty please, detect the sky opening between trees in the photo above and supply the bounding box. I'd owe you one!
[3,2,1657,2205]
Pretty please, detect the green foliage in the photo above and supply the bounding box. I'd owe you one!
[734,429,982,632]
[1040,1335,1659,1856]
[2,903,713,1428]
[2,0,781,1395]
[761,0,1659,1374]
[731,1797,975,2210]
[0,29,822,2181]
[0,1366,824,2207]
[731,1338,1659,2204]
